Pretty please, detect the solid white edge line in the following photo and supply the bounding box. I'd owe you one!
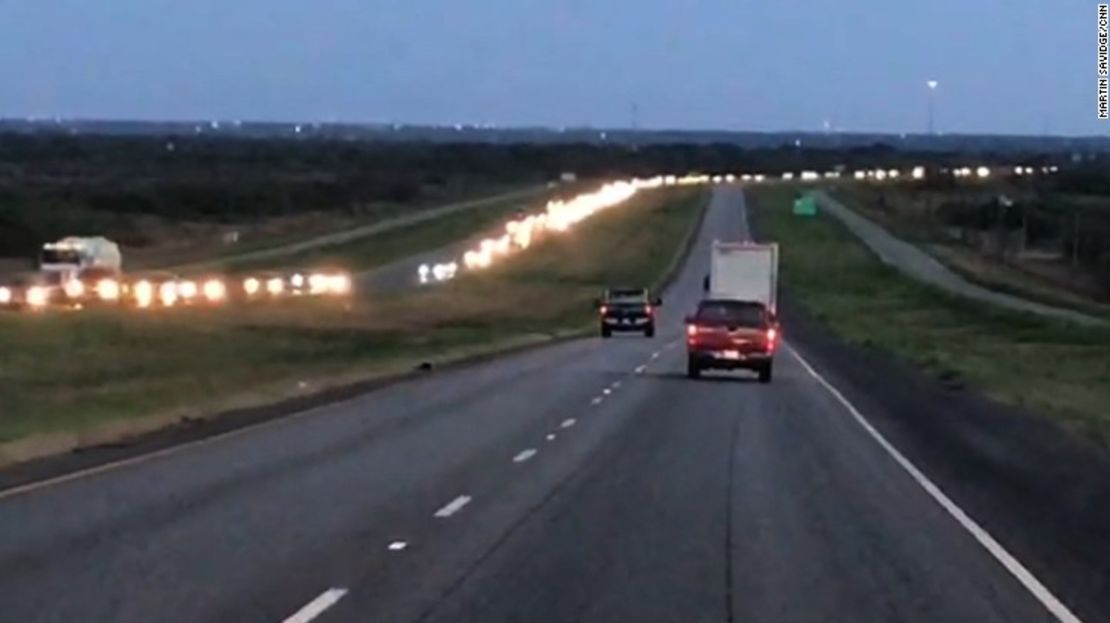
[513,448,537,463]
[785,344,1084,623]
[282,588,348,623]
[434,495,472,518]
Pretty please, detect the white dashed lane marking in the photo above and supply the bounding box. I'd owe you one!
[513,449,538,463]
[546,434,557,441]
[387,541,408,552]
[591,397,603,405]
[635,365,647,374]
[282,588,348,623]
[561,418,576,429]
[602,388,612,395]
[434,495,472,518]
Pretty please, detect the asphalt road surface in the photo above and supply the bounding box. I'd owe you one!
[0,187,1097,623]
[814,190,1104,326]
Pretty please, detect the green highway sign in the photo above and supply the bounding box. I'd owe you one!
[793,195,817,216]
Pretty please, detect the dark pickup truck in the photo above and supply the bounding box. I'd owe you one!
[595,287,662,338]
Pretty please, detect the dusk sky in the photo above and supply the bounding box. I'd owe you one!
[0,0,1100,135]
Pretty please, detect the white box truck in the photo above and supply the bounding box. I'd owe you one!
[687,241,780,382]
[39,237,123,280]
[705,240,778,312]
[38,237,124,302]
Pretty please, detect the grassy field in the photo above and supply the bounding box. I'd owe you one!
[749,185,1110,446]
[0,186,707,445]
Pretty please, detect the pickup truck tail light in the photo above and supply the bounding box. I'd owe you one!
[599,305,608,315]
[644,305,653,315]
[686,324,698,337]
[765,327,778,351]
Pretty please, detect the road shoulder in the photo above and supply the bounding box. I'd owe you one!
[777,286,1110,623]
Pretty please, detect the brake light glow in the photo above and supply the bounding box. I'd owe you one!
[599,305,608,315]
[686,324,698,337]
[644,305,653,315]
[766,327,778,351]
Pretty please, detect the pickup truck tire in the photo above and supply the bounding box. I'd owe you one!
[758,362,773,383]
[644,325,655,338]
[686,357,701,379]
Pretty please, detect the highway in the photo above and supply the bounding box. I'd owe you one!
[0,187,1102,623]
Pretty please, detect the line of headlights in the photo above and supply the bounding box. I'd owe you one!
[415,164,1054,286]
[0,271,352,312]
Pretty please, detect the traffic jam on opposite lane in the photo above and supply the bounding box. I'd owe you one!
[0,235,354,312]
[0,164,1050,314]
[413,164,1050,285]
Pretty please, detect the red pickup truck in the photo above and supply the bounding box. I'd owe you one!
[685,299,779,382]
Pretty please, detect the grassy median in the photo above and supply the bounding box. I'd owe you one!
[218,183,579,274]
[749,185,1110,445]
[0,186,707,445]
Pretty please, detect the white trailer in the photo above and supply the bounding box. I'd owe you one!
[706,241,779,312]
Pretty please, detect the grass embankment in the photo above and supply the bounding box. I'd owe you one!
[832,186,1110,319]
[194,184,562,274]
[219,190,538,274]
[927,245,1110,319]
[750,185,1110,446]
[0,187,708,445]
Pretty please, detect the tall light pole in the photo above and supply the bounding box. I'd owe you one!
[926,80,939,135]
[924,80,940,228]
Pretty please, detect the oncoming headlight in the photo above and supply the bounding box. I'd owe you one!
[64,279,85,299]
[203,279,226,302]
[308,273,328,294]
[26,286,49,308]
[328,273,351,295]
[134,281,154,308]
[96,279,121,301]
[178,280,198,300]
[159,282,178,307]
